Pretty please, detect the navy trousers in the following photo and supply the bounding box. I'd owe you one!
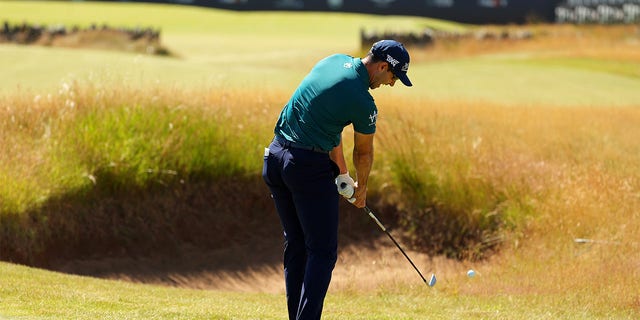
[262,137,340,320]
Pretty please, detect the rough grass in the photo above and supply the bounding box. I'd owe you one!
[0,82,285,265]
[2,77,639,266]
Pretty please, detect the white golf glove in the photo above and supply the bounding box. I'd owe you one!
[335,172,355,199]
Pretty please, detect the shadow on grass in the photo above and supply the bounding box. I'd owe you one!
[0,173,383,288]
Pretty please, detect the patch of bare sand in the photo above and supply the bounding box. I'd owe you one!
[52,236,466,294]
[46,193,471,293]
[333,240,464,292]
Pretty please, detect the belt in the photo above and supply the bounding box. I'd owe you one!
[274,135,329,154]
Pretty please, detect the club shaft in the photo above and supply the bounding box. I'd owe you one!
[364,206,427,284]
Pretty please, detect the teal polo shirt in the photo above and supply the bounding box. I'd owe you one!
[274,54,377,152]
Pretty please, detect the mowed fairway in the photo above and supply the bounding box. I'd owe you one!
[1,1,640,319]
[3,1,640,106]
[0,1,462,96]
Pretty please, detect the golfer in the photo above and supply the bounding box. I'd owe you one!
[262,39,412,320]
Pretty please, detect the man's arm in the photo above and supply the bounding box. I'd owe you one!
[351,131,374,208]
[329,136,348,174]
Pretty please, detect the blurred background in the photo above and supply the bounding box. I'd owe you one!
[80,0,640,24]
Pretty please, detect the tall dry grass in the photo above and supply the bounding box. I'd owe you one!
[0,81,287,264]
[1,26,639,301]
[369,94,640,310]
[2,73,639,267]
[1,81,285,208]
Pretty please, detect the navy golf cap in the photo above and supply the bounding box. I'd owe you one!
[370,39,412,87]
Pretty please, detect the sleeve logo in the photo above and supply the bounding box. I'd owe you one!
[369,110,378,126]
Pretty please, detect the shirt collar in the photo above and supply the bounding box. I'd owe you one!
[354,58,369,89]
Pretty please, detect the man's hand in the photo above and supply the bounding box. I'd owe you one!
[350,182,367,208]
[335,172,355,198]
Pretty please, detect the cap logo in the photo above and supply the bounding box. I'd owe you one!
[401,62,409,72]
[385,54,399,68]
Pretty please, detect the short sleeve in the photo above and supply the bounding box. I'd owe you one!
[351,101,377,135]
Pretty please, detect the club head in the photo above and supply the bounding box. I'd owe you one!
[428,273,436,287]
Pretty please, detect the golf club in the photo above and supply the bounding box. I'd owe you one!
[364,206,435,287]
[340,182,435,286]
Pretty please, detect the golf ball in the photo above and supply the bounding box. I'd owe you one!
[467,269,476,278]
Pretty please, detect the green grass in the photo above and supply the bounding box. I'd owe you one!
[0,1,464,94]
[1,1,459,35]
[0,261,285,319]
[3,1,640,107]
[1,261,637,319]
[522,57,640,78]
[408,56,640,107]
